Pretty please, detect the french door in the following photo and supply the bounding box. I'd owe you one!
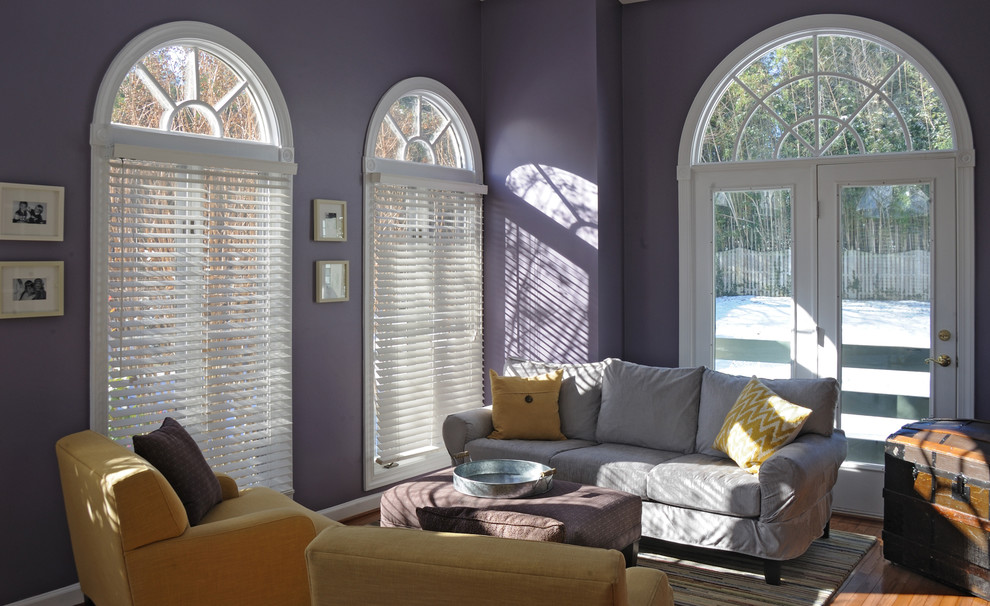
[820,158,957,515]
[697,156,960,517]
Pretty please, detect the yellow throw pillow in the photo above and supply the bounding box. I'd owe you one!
[713,377,812,474]
[488,369,566,440]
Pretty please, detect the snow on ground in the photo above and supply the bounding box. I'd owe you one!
[716,295,930,348]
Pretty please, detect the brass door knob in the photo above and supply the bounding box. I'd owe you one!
[924,354,952,367]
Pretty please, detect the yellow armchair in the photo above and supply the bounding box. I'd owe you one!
[56,430,339,606]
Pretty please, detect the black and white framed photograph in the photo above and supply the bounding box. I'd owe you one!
[0,261,64,318]
[313,199,347,242]
[316,260,349,302]
[0,182,65,241]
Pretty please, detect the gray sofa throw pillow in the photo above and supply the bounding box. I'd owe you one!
[596,360,703,453]
[503,356,610,442]
[695,368,839,457]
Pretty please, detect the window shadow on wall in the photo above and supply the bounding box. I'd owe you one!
[501,164,598,363]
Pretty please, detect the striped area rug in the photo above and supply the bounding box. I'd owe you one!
[637,530,876,606]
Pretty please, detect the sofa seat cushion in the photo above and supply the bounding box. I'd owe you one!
[503,357,612,442]
[596,360,703,453]
[549,443,682,497]
[646,453,762,518]
[464,437,596,466]
[696,369,839,457]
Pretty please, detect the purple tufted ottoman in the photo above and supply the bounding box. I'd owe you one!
[380,467,642,566]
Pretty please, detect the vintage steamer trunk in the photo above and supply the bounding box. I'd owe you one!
[883,419,990,599]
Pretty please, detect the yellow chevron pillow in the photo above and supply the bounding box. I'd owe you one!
[714,377,812,474]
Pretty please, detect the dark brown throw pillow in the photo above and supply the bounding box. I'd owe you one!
[416,506,565,542]
[132,417,223,525]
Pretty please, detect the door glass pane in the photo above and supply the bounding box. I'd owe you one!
[714,189,793,378]
[839,183,931,463]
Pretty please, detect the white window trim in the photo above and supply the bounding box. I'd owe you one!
[89,22,297,491]
[676,14,975,413]
[363,77,486,490]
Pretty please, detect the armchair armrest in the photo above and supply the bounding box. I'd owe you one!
[442,406,493,461]
[126,508,341,606]
[758,429,847,523]
[217,473,240,500]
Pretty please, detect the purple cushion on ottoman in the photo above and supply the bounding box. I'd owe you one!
[416,506,566,542]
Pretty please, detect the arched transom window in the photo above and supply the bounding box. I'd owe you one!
[700,31,953,162]
[113,43,268,142]
[373,92,469,169]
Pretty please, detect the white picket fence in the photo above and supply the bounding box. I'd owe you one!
[716,248,930,300]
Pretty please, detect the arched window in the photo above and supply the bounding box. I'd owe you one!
[699,31,953,162]
[678,15,973,516]
[373,91,467,168]
[90,22,296,492]
[363,78,485,489]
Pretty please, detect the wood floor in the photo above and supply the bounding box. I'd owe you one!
[344,511,988,605]
[830,514,988,606]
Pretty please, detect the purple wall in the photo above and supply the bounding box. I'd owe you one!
[621,0,990,416]
[482,0,623,378]
[0,1,482,602]
[4,0,989,601]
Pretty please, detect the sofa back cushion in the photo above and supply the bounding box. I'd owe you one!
[695,368,839,457]
[596,360,703,453]
[503,357,610,441]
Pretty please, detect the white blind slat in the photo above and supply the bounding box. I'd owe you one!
[103,157,293,490]
[370,181,484,467]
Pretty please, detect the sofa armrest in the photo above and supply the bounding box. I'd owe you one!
[758,429,847,523]
[442,406,493,461]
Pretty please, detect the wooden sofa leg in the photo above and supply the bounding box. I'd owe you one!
[764,559,781,585]
[822,519,831,539]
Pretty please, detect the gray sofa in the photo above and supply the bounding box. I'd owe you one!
[442,358,847,584]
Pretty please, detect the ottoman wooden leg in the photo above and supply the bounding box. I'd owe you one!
[621,540,640,567]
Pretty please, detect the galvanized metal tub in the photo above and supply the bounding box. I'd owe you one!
[452,459,556,499]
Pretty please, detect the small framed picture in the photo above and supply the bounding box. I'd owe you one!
[313,199,347,241]
[0,261,64,319]
[316,260,349,302]
[0,182,65,241]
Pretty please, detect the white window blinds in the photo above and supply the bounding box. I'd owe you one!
[368,181,484,479]
[101,157,293,492]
